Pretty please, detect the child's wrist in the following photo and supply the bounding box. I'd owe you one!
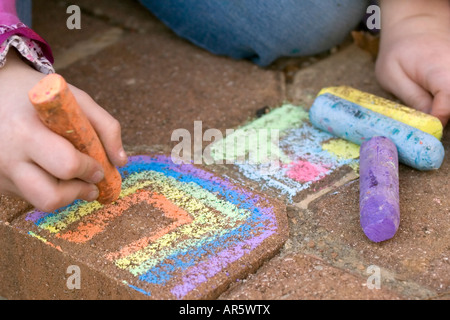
[0,35,54,74]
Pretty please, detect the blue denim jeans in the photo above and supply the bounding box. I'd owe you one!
[18,1,369,66]
[16,0,32,26]
[139,0,370,66]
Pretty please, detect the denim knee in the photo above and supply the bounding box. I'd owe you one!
[140,0,370,66]
[16,0,33,26]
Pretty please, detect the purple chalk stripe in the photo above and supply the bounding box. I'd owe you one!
[25,211,48,223]
[170,229,275,299]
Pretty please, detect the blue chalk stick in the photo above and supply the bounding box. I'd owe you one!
[309,93,445,171]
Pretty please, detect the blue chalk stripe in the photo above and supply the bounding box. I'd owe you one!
[309,94,445,171]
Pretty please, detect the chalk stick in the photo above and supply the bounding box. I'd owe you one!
[318,86,443,140]
[309,93,445,171]
[29,74,122,204]
[360,136,400,242]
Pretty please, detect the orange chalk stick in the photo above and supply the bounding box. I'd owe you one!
[28,74,122,204]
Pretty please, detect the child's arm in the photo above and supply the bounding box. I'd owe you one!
[0,50,128,212]
[0,0,127,211]
[0,0,54,72]
[0,51,127,212]
[376,0,450,126]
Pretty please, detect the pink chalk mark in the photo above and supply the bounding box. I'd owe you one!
[286,160,329,183]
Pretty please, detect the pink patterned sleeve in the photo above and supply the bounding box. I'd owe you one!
[0,0,54,73]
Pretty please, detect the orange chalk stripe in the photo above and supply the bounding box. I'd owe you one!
[105,191,193,261]
[28,74,122,204]
[58,190,192,245]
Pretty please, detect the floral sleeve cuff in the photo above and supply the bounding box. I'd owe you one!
[0,23,55,74]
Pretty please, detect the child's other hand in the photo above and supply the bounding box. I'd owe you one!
[376,0,450,126]
[0,51,127,212]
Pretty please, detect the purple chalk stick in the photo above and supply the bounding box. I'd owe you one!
[360,136,400,242]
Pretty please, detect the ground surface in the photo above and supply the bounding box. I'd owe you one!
[0,0,448,300]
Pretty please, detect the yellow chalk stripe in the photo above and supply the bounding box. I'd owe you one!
[39,178,150,234]
[28,231,63,252]
[39,201,103,234]
[29,231,49,243]
[319,86,443,140]
[39,173,165,234]
[322,139,361,174]
[322,139,360,160]
[122,170,250,222]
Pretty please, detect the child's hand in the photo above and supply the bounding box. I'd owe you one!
[0,51,127,212]
[376,0,450,126]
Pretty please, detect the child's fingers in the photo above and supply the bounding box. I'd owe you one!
[421,68,450,127]
[12,162,99,212]
[430,91,450,127]
[27,124,105,184]
[376,62,433,113]
[71,87,128,167]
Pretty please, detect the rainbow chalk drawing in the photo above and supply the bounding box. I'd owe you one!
[24,155,287,299]
[210,103,309,165]
[209,104,361,201]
